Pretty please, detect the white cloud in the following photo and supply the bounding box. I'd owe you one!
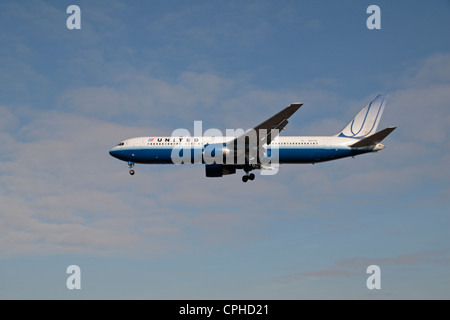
[1,49,450,260]
[397,53,450,89]
[1,106,303,257]
[389,85,450,145]
[57,71,239,128]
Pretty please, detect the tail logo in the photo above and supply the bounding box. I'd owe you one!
[338,95,386,139]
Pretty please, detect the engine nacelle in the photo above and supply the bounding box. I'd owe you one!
[205,164,236,177]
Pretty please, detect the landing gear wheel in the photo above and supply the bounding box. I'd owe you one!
[249,173,255,180]
[242,175,249,183]
[128,161,135,176]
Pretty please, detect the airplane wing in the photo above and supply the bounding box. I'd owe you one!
[226,103,303,149]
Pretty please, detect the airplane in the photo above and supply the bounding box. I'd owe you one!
[109,94,396,182]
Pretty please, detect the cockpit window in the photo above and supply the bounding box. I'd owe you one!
[117,142,125,146]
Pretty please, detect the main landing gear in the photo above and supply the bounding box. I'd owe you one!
[242,173,255,182]
[241,165,257,182]
[242,169,255,183]
[128,161,135,175]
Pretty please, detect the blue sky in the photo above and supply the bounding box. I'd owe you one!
[0,0,449,299]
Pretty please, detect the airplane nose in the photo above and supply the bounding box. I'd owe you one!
[109,148,120,158]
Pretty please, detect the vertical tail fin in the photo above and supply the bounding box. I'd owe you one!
[336,94,387,139]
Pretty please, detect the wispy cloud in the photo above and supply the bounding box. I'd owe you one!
[0,107,303,258]
[0,1,449,299]
[274,249,450,284]
[2,50,450,259]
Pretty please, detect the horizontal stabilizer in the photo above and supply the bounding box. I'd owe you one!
[350,127,396,148]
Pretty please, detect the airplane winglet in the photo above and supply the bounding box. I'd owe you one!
[350,126,396,148]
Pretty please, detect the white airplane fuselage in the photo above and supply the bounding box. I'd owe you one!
[109,135,384,165]
[109,94,394,181]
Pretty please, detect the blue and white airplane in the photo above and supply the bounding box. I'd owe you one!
[109,94,396,182]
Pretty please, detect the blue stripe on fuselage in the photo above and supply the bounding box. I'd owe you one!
[277,147,354,163]
[110,146,370,164]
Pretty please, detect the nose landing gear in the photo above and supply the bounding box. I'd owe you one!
[128,161,135,175]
